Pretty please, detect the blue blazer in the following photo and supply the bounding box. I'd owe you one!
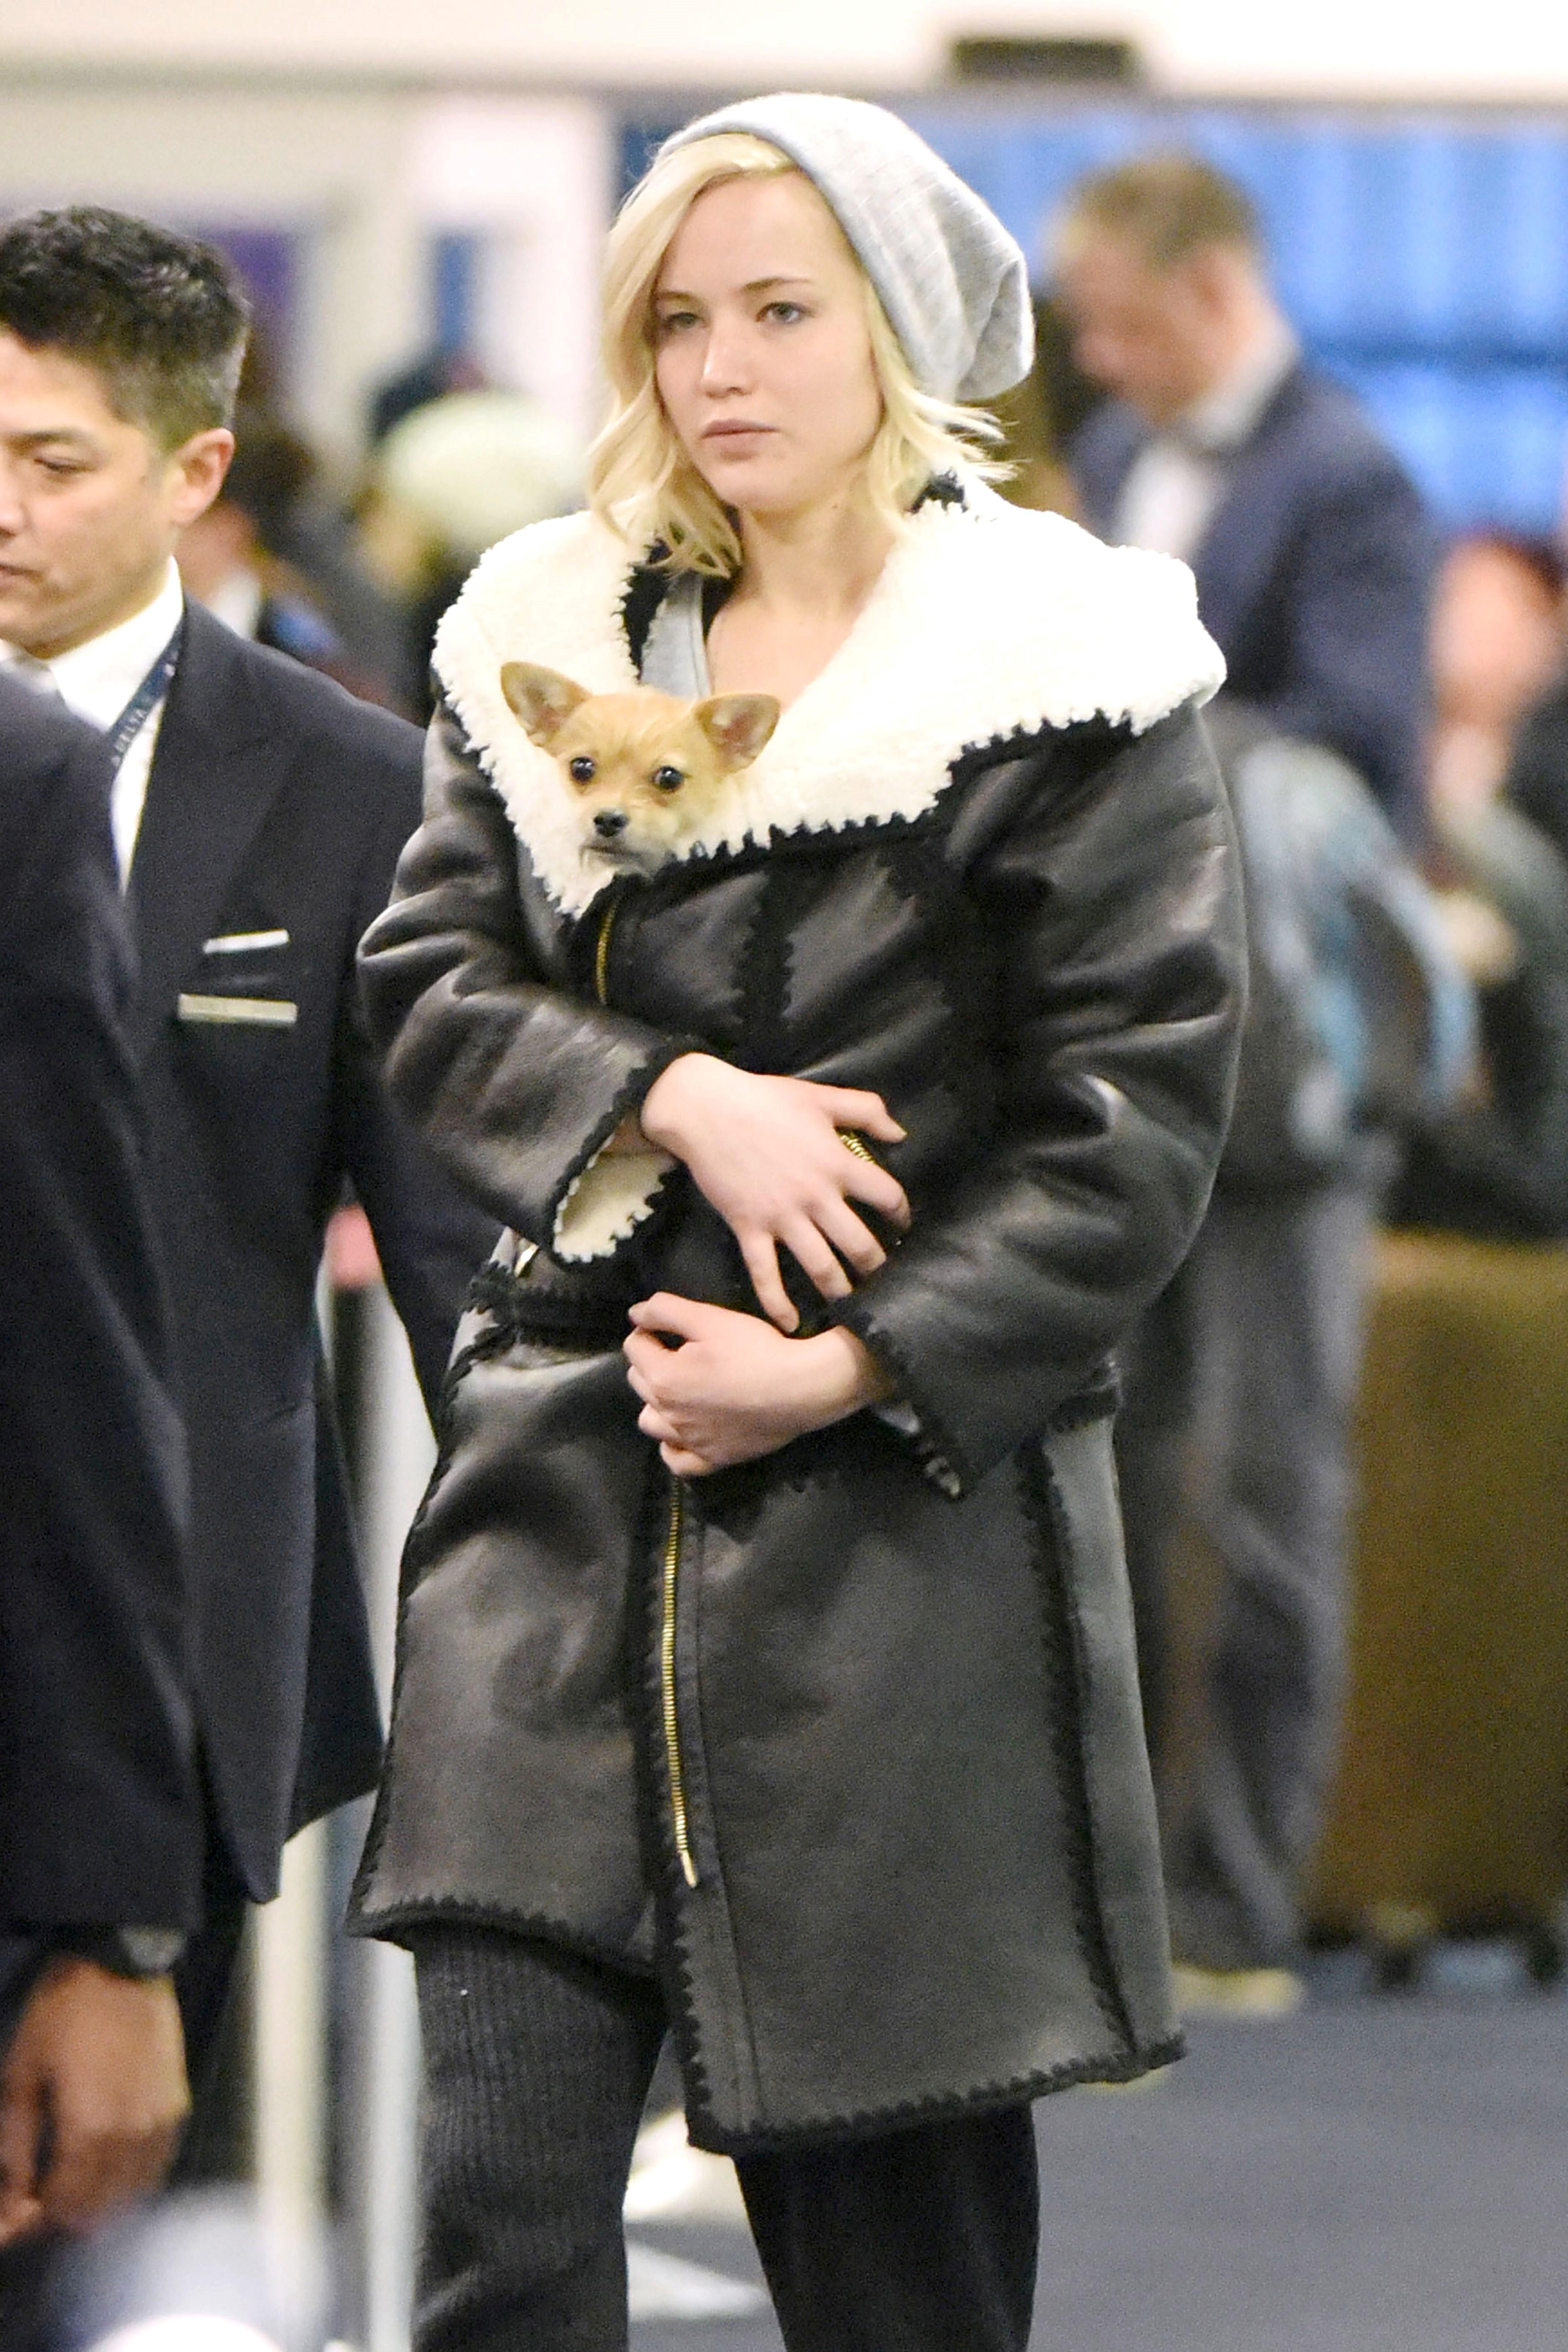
[1071,363,1434,828]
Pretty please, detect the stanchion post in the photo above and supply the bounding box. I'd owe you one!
[343,1283,434,2352]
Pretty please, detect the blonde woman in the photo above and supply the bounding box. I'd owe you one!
[353,95,1244,2352]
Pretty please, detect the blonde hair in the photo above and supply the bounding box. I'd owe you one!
[588,131,1005,575]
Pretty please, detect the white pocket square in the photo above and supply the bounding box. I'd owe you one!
[177,993,297,1027]
[202,928,290,954]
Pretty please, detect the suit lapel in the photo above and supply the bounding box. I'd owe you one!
[1072,404,1147,538]
[127,605,287,1062]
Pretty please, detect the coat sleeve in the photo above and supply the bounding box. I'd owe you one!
[0,691,200,1930]
[356,704,698,1262]
[330,709,503,1412]
[834,700,1246,1497]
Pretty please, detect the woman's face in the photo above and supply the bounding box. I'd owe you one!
[1431,539,1563,735]
[652,172,885,528]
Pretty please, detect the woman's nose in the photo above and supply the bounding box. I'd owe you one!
[699,322,751,395]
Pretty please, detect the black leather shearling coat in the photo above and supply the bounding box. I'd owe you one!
[351,490,1245,2150]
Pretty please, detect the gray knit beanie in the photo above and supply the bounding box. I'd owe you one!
[657,93,1033,405]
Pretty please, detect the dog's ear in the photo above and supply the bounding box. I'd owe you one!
[501,662,591,747]
[693,694,781,771]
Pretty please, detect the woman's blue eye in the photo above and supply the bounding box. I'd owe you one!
[652,765,685,793]
[568,756,596,783]
[655,310,699,338]
[764,301,806,324]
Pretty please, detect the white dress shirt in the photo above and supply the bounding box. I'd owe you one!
[0,559,186,883]
[1112,317,1300,562]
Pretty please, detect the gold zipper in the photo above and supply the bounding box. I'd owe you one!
[661,1486,699,1889]
[595,900,618,1006]
[837,1128,874,1163]
[600,897,693,1884]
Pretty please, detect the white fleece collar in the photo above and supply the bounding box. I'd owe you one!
[433,482,1225,917]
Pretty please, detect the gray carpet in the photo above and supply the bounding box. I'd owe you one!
[631,1981,1568,2351]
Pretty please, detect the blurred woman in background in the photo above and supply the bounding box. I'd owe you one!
[1398,531,1568,1236]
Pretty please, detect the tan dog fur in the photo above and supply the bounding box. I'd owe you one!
[500,660,780,875]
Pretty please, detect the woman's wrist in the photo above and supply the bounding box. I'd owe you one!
[637,1052,719,1156]
[797,1326,896,1425]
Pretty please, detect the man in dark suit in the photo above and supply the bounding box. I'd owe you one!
[1059,152,1432,829]
[0,208,494,2120]
[1055,156,1437,2007]
[0,677,198,2333]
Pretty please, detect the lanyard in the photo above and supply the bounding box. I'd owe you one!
[105,616,184,776]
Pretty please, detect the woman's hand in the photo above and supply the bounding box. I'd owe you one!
[624,1293,894,1475]
[637,1054,910,1331]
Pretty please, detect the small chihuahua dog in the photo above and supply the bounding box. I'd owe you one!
[501,660,781,875]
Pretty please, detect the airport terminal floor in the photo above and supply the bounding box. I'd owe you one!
[629,1964,1568,2352]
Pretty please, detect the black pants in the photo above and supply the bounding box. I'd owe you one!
[414,1926,1040,2352]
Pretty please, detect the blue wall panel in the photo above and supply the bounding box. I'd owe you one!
[905,105,1568,535]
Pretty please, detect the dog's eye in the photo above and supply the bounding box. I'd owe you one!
[567,756,596,783]
[651,765,684,794]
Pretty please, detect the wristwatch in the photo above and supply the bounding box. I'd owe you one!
[59,1926,186,1979]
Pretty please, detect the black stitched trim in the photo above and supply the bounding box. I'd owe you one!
[733,854,820,1078]
[683,2030,1185,2156]
[618,556,670,673]
[463,1258,634,1354]
[828,1296,978,1498]
[1017,1447,1138,2053]
[540,1037,696,1256]
[911,471,967,512]
[346,1895,659,1978]
[619,547,740,676]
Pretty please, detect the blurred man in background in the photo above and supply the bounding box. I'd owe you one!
[1056,154,1444,2006]
[1058,151,1431,828]
[0,206,495,2210]
[0,677,199,2343]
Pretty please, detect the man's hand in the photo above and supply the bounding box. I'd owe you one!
[0,1958,188,2244]
[637,1055,910,1332]
[624,1292,894,1475]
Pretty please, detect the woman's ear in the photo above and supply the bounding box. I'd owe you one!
[501,662,592,746]
[694,693,781,771]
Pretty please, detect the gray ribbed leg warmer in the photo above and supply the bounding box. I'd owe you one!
[413,1928,665,2352]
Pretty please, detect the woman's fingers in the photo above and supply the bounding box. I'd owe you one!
[660,1441,717,1478]
[627,1293,710,1342]
[780,1213,856,1302]
[737,1232,799,1332]
[812,1085,906,1143]
[841,1152,910,1230]
[813,1194,890,1279]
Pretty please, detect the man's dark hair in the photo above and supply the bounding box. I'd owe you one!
[1058,152,1261,272]
[0,206,250,449]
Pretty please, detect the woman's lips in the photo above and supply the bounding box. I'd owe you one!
[701,421,773,442]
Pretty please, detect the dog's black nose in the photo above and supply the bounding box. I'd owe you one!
[593,809,629,839]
